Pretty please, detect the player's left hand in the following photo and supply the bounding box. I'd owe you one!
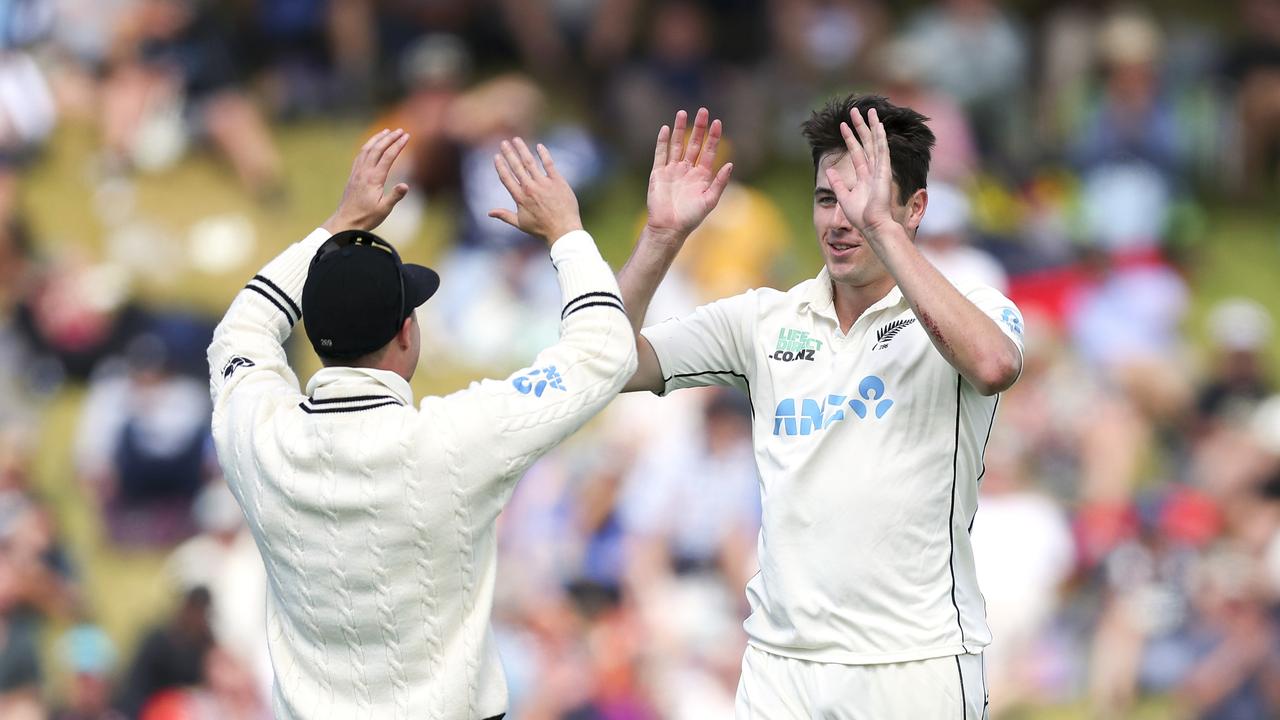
[322,128,412,233]
[825,108,898,241]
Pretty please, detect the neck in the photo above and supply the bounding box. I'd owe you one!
[831,274,896,333]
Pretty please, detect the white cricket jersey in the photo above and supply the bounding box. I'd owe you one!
[208,229,636,719]
[642,267,1025,665]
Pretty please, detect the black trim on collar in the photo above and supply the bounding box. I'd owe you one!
[298,399,403,414]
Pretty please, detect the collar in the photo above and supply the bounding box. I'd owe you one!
[305,366,415,406]
[800,268,907,319]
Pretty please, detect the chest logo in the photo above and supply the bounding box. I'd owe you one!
[771,327,823,362]
[772,375,895,436]
[873,318,916,351]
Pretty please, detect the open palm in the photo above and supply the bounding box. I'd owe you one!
[646,108,734,237]
[826,107,897,236]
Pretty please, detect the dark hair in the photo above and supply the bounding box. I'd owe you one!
[801,94,935,204]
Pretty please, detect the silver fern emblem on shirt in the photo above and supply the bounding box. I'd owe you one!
[873,318,916,350]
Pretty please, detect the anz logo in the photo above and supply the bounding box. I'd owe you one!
[773,375,895,436]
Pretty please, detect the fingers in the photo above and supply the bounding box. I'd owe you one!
[513,137,542,178]
[493,153,523,199]
[849,109,875,165]
[536,143,560,179]
[840,122,869,179]
[378,182,410,215]
[697,119,722,172]
[375,131,411,176]
[487,208,519,228]
[684,107,709,166]
[653,124,670,170]
[825,167,848,195]
[500,140,532,184]
[869,108,890,173]
[668,110,687,162]
[368,128,406,170]
[707,162,734,205]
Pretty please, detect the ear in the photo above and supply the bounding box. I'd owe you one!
[396,315,415,351]
[903,188,928,236]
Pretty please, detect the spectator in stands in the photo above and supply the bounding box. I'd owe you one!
[116,586,214,717]
[100,0,283,199]
[75,328,214,546]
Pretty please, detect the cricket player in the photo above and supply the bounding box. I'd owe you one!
[618,97,1025,717]
[207,129,636,719]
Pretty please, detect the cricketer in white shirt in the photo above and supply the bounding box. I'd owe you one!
[620,101,1025,718]
[208,131,636,719]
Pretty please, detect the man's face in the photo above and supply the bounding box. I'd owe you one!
[813,151,921,289]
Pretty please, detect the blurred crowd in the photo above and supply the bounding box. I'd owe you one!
[0,0,1278,718]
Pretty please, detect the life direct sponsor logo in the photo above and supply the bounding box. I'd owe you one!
[512,365,565,397]
[771,327,822,362]
[773,375,894,436]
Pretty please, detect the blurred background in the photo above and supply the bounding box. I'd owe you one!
[0,0,1278,718]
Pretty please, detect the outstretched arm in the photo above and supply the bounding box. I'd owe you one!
[617,107,733,393]
[826,109,1022,395]
[438,138,636,514]
[208,128,411,403]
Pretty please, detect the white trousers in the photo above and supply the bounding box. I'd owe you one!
[735,645,987,720]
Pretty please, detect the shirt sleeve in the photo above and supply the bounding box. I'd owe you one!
[207,228,330,443]
[963,284,1026,366]
[640,290,757,396]
[428,231,638,520]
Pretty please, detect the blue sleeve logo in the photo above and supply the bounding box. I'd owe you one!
[512,365,566,397]
[999,308,1023,337]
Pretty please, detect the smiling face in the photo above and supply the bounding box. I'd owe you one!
[813,150,928,292]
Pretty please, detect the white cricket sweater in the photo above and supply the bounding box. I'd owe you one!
[208,228,636,719]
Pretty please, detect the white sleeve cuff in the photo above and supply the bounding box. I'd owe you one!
[549,230,600,266]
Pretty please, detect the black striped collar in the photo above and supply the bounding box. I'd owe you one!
[304,366,415,408]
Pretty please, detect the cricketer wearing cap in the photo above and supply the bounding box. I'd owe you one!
[618,99,1025,718]
[207,129,636,719]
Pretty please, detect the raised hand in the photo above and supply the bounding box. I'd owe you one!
[488,138,583,245]
[323,128,412,233]
[646,107,734,242]
[824,108,897,239]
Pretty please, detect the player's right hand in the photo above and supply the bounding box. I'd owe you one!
[488,138,583,245]
[322,128,411,234]
[644,107,734,245]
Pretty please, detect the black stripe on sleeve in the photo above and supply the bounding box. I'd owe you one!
[252,275,301,321]
[245,284,296,326]
[662,370,754,419]
[562,300,625,320]
[562,291,623,319]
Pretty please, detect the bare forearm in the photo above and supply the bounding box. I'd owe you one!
[869,226,1020,394]
[616,227,684,393]
[617,226,685,335]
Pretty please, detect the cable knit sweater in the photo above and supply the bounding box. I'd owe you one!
[207,228,637,719]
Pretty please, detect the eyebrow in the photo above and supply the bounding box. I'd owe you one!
[814,188,835,197]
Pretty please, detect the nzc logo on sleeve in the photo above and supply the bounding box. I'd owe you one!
[512,365,566,397]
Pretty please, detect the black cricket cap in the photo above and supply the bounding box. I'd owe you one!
[301,229,439,360]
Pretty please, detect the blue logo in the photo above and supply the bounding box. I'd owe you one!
[773,375,894,436]
[999,308,1023,337]
[513,365,566,397]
